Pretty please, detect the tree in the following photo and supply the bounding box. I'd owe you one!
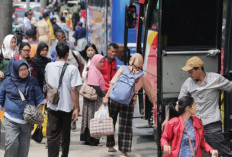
[0,0,13,47]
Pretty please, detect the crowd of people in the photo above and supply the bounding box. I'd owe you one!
[0,2,231,157]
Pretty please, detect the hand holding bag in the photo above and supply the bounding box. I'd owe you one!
[90,105,114,138]
[79,81,98,100]
[32,125,43,143]
[46,63,68,104]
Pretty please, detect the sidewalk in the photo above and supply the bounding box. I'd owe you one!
[0,98,157,157]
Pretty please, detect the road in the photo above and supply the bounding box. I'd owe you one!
[0,97,158,157]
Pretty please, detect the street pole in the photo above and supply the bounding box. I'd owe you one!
[26,0,30,11]
[41,0,48,10]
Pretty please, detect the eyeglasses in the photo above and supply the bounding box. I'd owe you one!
[132,65,143,71]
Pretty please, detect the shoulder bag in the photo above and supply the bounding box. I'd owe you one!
[46,63,68,105]
[17,89,44,125]
[79,81,98,100]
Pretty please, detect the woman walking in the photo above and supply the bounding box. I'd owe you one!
[161,96,218,157]
[80,43,98,80]
[103,53,157,156]
[1,34,18,59]
[6,42,35,77]
[0,34,18,83]
[80,54,105,146]
[0,60,45,157]
[34,42,51,93]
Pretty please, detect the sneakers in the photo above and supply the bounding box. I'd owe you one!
[71,121,76,131]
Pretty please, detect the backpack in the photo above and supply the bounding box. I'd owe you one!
[110,66,144,105]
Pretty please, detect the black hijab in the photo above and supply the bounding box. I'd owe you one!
[34,42,51,89]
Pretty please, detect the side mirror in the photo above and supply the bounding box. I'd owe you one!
[126,4,137,28]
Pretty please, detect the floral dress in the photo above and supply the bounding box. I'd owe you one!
[179,118,196,157]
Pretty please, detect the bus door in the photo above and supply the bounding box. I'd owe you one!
[222,0,232,148]
[157,0,223,156]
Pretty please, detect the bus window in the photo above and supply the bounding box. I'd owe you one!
[162,0,220,50]
[147,1,159,30]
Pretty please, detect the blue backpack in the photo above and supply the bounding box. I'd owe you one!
[110,66,144,105]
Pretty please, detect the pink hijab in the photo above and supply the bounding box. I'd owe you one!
[87,54,105,91]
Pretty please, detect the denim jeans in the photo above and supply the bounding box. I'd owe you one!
[4,117,32,157]
[204,121,232,157]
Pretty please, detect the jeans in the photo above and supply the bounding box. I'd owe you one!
[47,109,72,157]
[204,121,232,157]
[4,117,32,157]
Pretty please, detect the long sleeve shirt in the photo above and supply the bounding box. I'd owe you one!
[179,72,232,125]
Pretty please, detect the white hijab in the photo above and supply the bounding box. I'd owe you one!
[1,34,17,59]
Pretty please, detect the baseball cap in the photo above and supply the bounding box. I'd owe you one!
[181,56,204,71]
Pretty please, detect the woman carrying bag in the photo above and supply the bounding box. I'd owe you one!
[103,53,156,157]
[0,60,45,157]
[80,43,98,81]
[161,96,218,157]
[80,54,106,146]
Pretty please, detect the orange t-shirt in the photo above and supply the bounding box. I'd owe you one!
[30,43,38,58]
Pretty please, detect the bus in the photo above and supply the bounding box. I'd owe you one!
[85,0,138,68]
[126,0,232,156]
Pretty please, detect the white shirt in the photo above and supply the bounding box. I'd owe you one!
[45,61,82,112]
[23,17,31,31]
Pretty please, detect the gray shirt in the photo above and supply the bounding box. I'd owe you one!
[179,72,232,125]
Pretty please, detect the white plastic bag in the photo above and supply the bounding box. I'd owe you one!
[94,105,108,119]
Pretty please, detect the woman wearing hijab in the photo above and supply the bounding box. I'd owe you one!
[1,34,18,59]
[0,60,45,157]
[80,54,105,146]
[80,43,98,81]
[0,35,18,84]
[103,53,157,156]
[34,42,51,94]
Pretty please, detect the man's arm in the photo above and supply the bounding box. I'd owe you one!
[217,74,232,92]
[71,86,79,122]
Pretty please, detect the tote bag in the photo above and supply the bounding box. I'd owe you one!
[90,105,114,138]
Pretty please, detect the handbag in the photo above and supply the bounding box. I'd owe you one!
[32,125,43,143]
[180,117,196,157]
[46,63,68,105]
[90,105,114,138]
[79,81,98,100]
[17,89,44,125]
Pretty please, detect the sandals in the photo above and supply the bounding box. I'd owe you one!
[108,148,117,152]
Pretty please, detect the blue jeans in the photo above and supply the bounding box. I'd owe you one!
[4,117,32,157]
[204,121,232,157]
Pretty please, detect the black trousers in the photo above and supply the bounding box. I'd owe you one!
[47,108,72,157]
[204,121,232,157]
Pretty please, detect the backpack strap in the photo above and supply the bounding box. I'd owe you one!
[58,63,69,88]
[133,71,144,79]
